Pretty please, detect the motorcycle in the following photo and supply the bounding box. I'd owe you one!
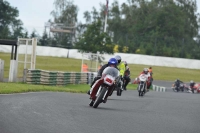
[122,73,131,91]
[89,67,119,108]
[172,83,188,92]
[114,76,123,96]
[137,74,149,97]
[188,83,200,93]
[195,83,200,93]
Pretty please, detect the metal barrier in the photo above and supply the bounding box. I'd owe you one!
[25,69,96,85]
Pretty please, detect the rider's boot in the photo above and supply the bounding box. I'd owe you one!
[89,100,94,106]
[87,90,90,95]
[124,81,129,91]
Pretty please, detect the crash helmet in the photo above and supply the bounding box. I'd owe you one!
[190,80,194,84]
[123,61,127,66]
[115,55,121,64]
[108,58,118,67]
[143,68,148,74]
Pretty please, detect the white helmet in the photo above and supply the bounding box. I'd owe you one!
[115,55,121,64]
[143,68,148,74]
[190,80,194,83]
[123,61,127,66]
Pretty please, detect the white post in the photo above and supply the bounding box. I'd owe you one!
[103,13,108,33]
[81,54,83,72]
[0,59,4,82]
[156,86,159,92]
[31,38,37,69]
[161,87,166,92]
[24,39,28,69]
[9,60,18,82]
[152,85,155,91]
[96,52,99,72]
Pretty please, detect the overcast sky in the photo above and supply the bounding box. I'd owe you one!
[6,0,200,36]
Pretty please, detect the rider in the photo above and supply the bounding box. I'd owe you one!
[87,58,118,95]
[123,61,131,90]
[137,68,151,91]
[148,67,153,89]
[189,80,196,93]
[148,66,152,74]
[89,58,118,105]
[174,79,183,91]
[115,55,126,90]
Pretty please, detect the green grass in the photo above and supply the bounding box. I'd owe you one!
[1,52,199,82]
[0,82,137,94]
[0,52,200,94]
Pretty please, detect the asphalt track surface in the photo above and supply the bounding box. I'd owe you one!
[0,83,200,133]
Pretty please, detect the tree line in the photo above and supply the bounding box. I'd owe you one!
[1,0,200,59]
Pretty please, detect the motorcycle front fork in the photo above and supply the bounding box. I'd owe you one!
[96,86,108,100]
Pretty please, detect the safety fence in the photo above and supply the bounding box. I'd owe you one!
[152,85,166,92]
[26,69,96,85]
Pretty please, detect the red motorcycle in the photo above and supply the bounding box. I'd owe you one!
[89,67,119,108]
[190,83,200,93]
[134,73,152,96]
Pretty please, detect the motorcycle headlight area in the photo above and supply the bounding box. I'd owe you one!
[104,75,115,86]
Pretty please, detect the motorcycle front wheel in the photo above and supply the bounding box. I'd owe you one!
[139,91,143,96]
[138,85,144,97]
[93,88,107,108]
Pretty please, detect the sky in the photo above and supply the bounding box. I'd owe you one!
[6,0,200,36]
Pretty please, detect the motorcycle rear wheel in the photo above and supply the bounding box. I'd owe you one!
[117,87,122,96]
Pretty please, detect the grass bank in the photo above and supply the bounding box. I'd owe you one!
[0,82,137,94]
[0,52,199,82]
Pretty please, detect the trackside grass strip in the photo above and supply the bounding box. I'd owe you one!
[0,52,199,82]
[0,82,138,94]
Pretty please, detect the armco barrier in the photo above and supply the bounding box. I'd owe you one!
[152,85,166,92]
[26,69,95,85]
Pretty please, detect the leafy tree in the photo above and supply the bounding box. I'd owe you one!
[30,30,37,38]
[0,0,24,39]
[11,19,24,39]
[75,19,114,54]
[50,0,78,47]
[39,30,49,46]
[103,0,200,59]
[23,30,29,38]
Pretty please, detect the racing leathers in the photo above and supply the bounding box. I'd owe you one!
[90,64,115,88]
[174,79,183,91]
[89,65,118,103]
[117,61,126,77]
[123,66,131,90]
[189,82,196,93]
[137,71,151,91]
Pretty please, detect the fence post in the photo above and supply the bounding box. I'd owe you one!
[23,69,27,83]
[8,60,18,82]
[0,59,4,82]
[152,85,156,91]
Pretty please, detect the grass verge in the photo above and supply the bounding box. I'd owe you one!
[0,82,137,94]
[0,52,199,82]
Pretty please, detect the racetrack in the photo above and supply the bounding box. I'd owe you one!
[0,89,199,133]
